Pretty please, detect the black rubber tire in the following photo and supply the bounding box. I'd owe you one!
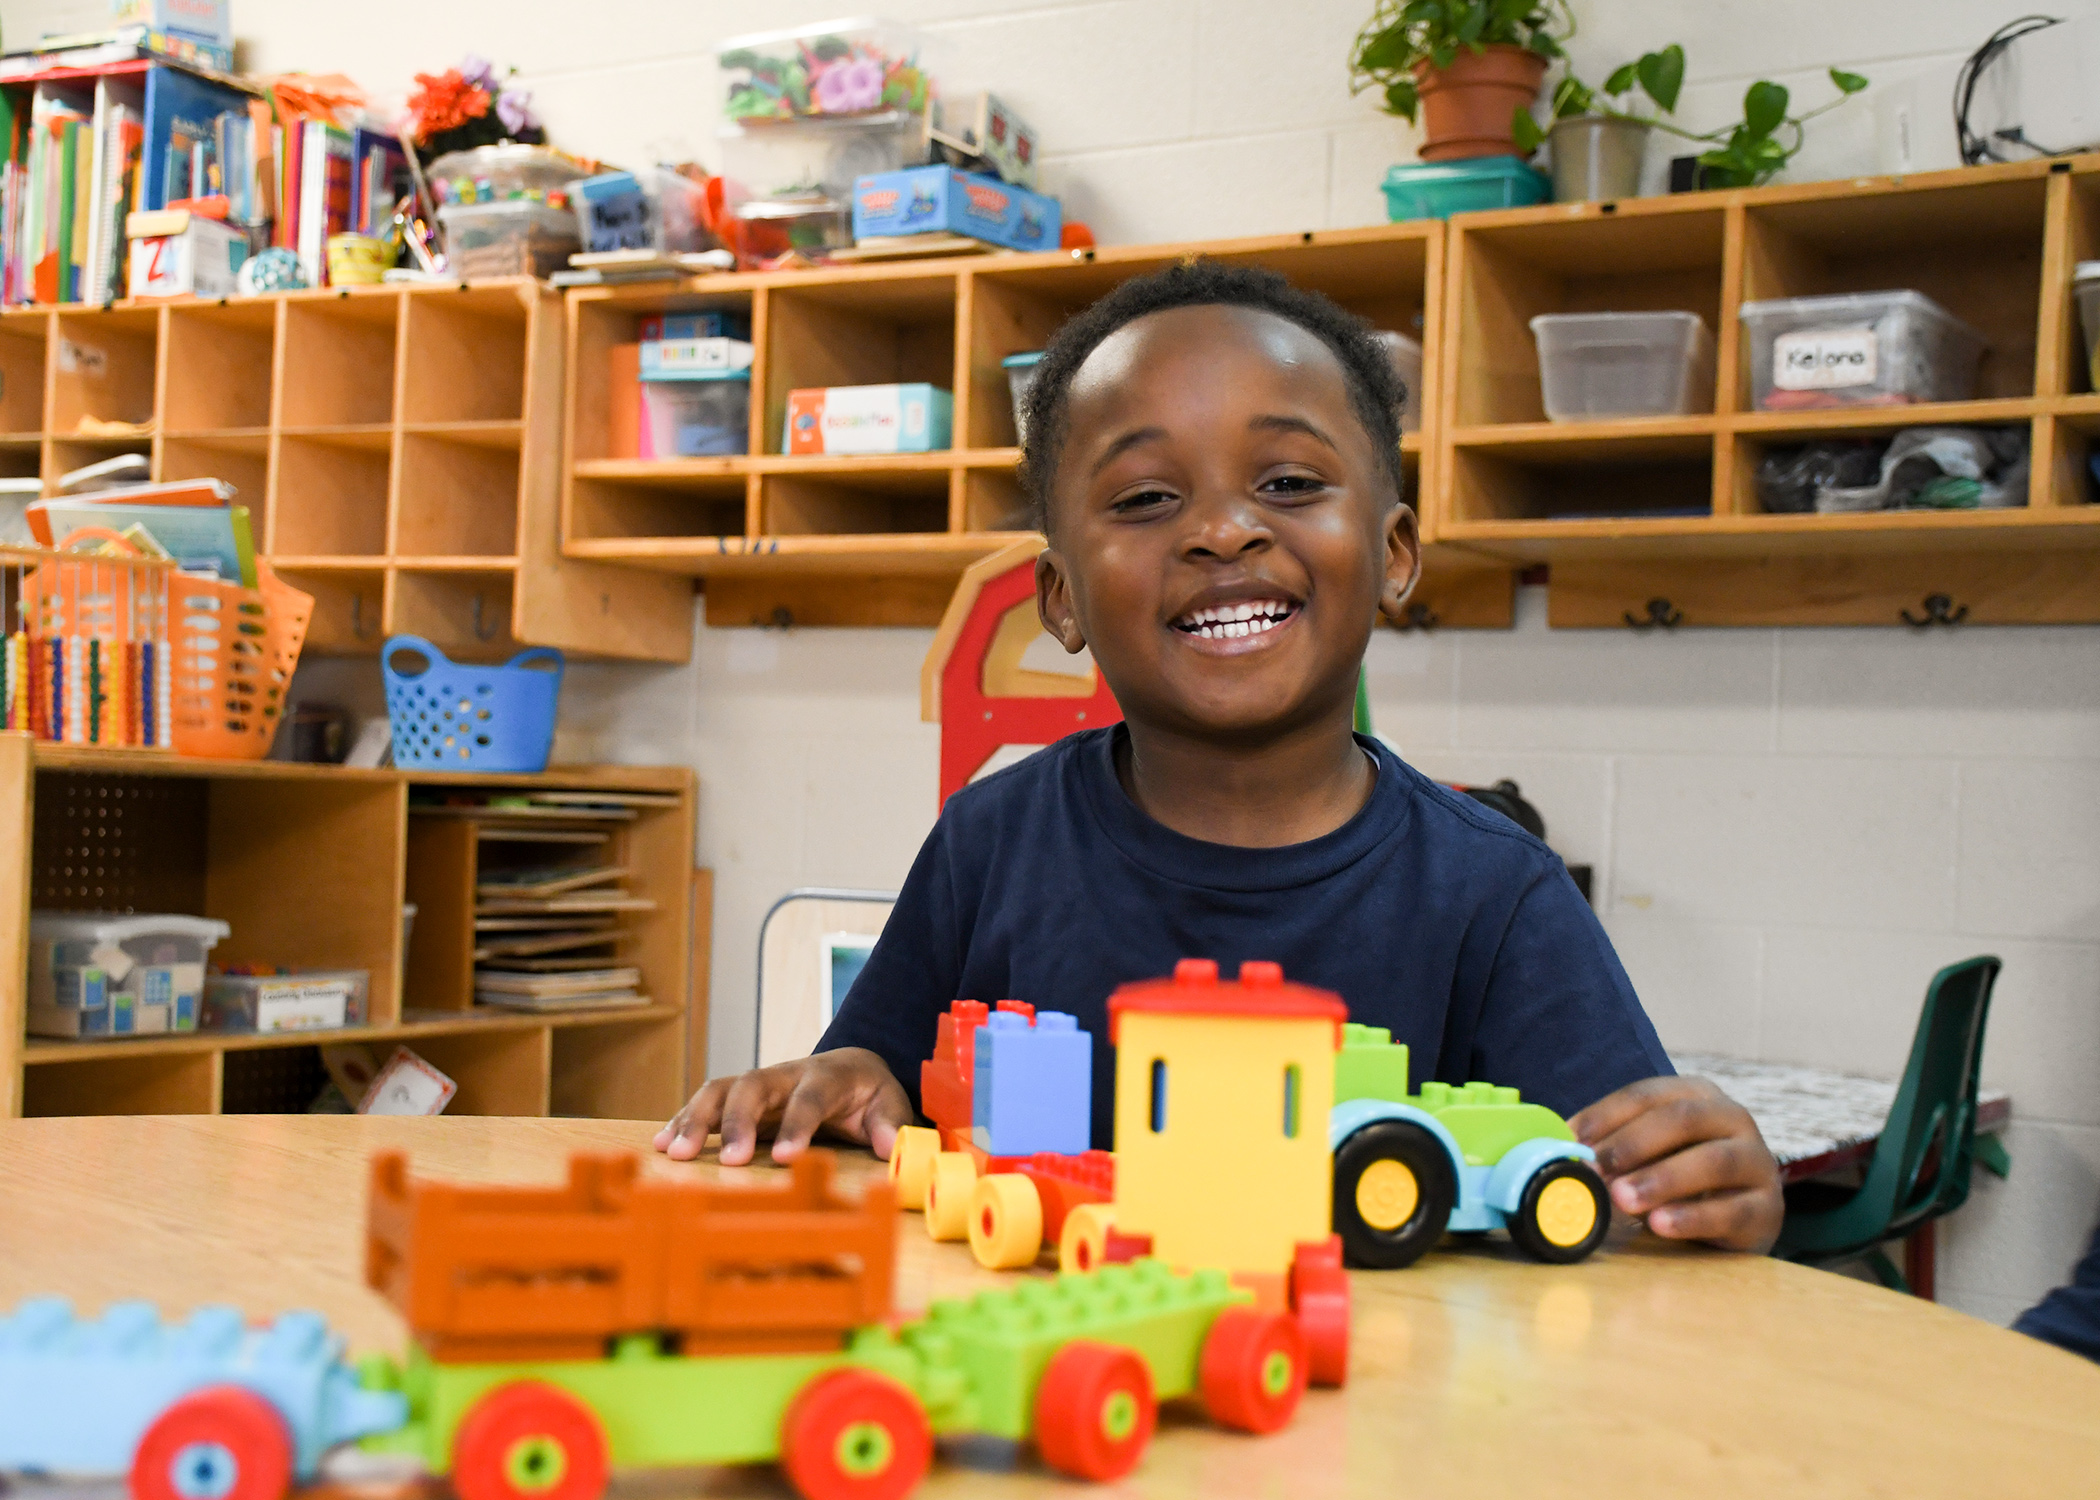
[1505,1158,1611,1264]
[1332,1120,1458,1269]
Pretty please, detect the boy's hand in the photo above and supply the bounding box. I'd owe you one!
[652,1048,914,1167]
[1570,1076,1783,1254]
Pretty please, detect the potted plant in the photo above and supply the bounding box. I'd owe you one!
[1350,0,1575,162]
[1512,46,1683,201]
[1691,72,1869,186]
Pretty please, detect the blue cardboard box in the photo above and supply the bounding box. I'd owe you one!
[852,167,1061,253]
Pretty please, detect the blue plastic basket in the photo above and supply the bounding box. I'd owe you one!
[382,636,563,772]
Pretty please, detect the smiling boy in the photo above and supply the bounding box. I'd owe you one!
[659,262,1783,1254]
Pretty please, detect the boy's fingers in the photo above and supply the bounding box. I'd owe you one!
[716,1071,786,1167]
[1569,1075,1679,1147]
[1608,1136,1765,1216]
[1584,1088,1736,1180]
[656,1079,728,1161]
[1648,1187,1779,1251]
[864,1080,915,1161]
[770,1071,844,1163]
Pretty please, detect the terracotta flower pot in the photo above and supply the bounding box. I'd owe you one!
[1414,43,1550,162]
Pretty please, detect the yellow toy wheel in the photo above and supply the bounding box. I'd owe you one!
[923,1152,979,1241]
[887,1126,941,1211]
[967,1174,1044,1269]
[1507,1159,1610,1264]
[1058,1203,1116,1274]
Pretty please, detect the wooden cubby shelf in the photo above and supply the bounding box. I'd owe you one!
[0,279,679,662]
[563,222,1518,635]
[1428,155,2100,625]
[0,734,698,1123]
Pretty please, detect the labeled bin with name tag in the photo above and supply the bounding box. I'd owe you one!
[1738,290,1985,412]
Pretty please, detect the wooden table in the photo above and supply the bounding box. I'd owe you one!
[4,1116,2097,1499]
[1674,1053,2013,1300]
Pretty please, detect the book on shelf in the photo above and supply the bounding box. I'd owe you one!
[348,125,407,238]
[0,26,236,81]
[474,990,651,1013]
[296,119,351,287]
[140,62,245,211]
[28,479,255,585]
[475,864,631,900]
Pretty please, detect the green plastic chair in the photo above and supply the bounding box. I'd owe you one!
[1775,955,2008,1292]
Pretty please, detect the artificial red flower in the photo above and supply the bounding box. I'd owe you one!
[407,68,492,142]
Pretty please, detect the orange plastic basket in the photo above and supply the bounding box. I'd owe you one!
[168,562,315,759]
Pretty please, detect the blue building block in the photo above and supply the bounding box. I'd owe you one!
[0,1297,406,1478]
[972,1009,1091,1156]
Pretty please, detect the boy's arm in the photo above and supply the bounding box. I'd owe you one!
[1468,863,1783,1253]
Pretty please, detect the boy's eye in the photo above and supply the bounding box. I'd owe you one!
[1260,472,1329,500]
[1108,487,1177,515]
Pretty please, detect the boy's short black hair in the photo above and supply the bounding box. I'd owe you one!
[1018,259,1408,534]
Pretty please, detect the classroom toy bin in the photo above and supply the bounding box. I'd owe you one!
[1382,156,1548,221]
[169,563,314,759]
[1530,311,1716,421]
[383,635,564,772]
[1737,290,1986,411]
[3,536,176,749]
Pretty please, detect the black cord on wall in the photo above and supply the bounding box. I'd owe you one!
[1955,14,2066,165]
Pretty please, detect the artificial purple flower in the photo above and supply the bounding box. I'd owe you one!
[496,87,536,135]
[813,56,884,113]
[458,53,497,90]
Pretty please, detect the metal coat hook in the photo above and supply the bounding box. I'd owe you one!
[761,606,794,631]
[1393,601,1440,632]
[471,593,498,640]
[1623,597,1684,631]
[351,595,371,640]
[1900,593,1969,628]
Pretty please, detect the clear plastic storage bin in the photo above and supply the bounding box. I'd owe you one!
[27,912,230,1038]
[1530,311,1714,422]
[1737,290,1985,411]
[1374,331,1425,432]
[439,200,581,280]
[201,969,368,1033]
[642,373,752,457]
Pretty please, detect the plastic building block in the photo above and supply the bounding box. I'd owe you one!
[1288,1238,1351,1389]
[1059,1203,1117,1274]
[1107,959,1344,1278]
[971,1009,1091,1156]
[1334,1022,1412,1105]
[132,1386,294,1500]
[779,1369,932,1500]
[923,1152,979,1240]
[968,1174,1045,1269]
[365,1150,896,1360]
[0,1297,405,1480]
[1019,1149,1114,1245]
[900,1259,1250,1441]
[450,1380,609,1500]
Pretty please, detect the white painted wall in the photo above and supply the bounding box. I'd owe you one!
[15,0,2098,1328]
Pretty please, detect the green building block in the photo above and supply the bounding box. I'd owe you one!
[1334,1022,1412,1105]
[361,1330,930,1471]
[1418,1080,1575,1165]
[902,1261,1247,1440]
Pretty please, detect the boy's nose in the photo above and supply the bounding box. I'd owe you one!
[1179,490,1273,561]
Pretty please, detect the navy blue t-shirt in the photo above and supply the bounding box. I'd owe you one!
[817,726,1671,1148]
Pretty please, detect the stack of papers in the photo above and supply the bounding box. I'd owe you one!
[470,862,653,1011]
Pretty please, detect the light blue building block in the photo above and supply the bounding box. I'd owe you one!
[971,1009,1092,1156]
[0,1298,406,1479]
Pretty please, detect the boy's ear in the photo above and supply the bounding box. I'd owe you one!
[1377,503,1422,624]
[1035,547,1088,653]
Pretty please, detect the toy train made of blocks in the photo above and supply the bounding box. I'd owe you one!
[3,1146,1318,1500]
[889,958,1612,1286]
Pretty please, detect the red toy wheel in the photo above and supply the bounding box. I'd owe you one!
[450,1381,609,1500]
[1033,1341,1156,1481]
[1290,1249,1351,1389]
[779,1369,932,1500]
[131,1386,294,1500]
[1199,1307,1308,1434]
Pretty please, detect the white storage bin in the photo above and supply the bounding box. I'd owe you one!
[438,200,581,280]
[27,911,229,1038]
[201,969,369,1034]
[1737,290,1985,411]
[1374,330,1425,433]
[1529,311,1714,422]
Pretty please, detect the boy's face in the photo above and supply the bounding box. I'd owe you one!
[1036,304,1418,745]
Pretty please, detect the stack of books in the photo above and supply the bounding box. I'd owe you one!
[472,860,655,1012]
